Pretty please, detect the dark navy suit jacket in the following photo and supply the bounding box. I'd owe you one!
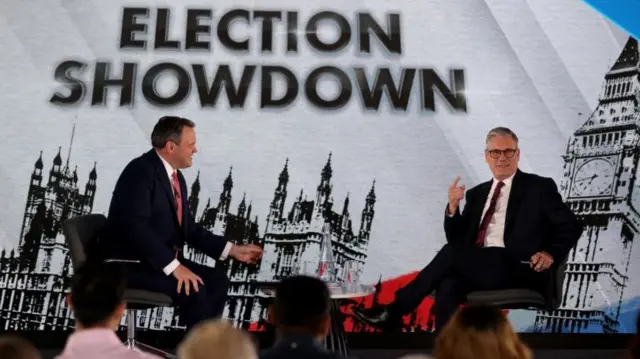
[444,169,583,263]
[99,149,227,272]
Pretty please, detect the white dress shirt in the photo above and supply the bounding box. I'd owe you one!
[156,152,233,275]
[478,173,515,248]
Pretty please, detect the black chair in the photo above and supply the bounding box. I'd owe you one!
[63,214,175,359]
[465,256,568,310]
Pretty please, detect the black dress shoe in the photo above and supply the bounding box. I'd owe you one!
[352,306,402,330]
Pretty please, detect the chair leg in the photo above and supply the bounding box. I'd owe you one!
[125,310,136,348]
[124,309,176,359]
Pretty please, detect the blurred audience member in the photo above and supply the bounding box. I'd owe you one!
[56,262,160,359]
[178,319,257,359]
[261,275,342,359]
[0,336,41,359]
[434,304,531,359]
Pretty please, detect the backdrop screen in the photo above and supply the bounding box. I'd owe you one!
[0,0,638,334]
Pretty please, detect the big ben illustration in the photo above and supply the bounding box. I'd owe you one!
[533,37,639,333]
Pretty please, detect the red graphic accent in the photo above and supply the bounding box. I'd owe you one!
[247,270,509,332]
[340,271,437,332]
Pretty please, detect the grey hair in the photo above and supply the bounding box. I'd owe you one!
[485,127,519,147]
[151,116,195,149]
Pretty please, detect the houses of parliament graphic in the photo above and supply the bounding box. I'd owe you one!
[532,36,640,334]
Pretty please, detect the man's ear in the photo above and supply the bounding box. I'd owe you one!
[114,301,127,318]
[321,314,331,337]
[65,294,73,309]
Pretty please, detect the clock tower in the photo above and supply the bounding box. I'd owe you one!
[533,37,639,333]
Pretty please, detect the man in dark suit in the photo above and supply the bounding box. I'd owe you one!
[261,275,344,359]
[99,116,263,330]
[352,126,583,332]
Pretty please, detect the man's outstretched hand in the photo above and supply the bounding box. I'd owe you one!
[229,244,263,264]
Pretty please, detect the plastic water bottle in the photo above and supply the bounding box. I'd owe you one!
[317,222,336,282]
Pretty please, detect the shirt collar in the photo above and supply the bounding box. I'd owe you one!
[493,171,516,187]
[156,150,175,178]
[62,328,122,352]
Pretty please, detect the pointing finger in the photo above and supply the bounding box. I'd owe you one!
[450,176,460,189]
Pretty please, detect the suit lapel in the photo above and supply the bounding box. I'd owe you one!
[470,181,492,238]
[148,150,179,225]
[505,169,525,234]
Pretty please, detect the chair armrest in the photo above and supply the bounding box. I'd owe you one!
[104,259,141,264]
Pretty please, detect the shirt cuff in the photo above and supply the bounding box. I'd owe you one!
[162,259,180,276]
[220,242,233,260]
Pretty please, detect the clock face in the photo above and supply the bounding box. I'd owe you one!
[571,158,615,197]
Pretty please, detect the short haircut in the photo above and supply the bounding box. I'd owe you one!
[151,116,195,149]
[0,336,40,359]
[70,261,126,327]
[273,275,330,333]
[485,127,519,147]
[178,320,257,359]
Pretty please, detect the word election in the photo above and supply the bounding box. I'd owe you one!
[118,7,402,54]
[48,7,468,112]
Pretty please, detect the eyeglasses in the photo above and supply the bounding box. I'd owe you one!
[486,148,517,159]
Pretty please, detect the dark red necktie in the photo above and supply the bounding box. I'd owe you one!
[171,172,183,226]
[475,181,504,247]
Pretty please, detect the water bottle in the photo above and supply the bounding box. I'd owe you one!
[317,222,336,282]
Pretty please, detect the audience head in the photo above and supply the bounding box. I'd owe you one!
[151,116,197,169]
[67,261,126,330]
[435,304,531,359]
[178,320,257,359]
[485,126,520,180]
[0,336,41,359]
[272,275,331,339]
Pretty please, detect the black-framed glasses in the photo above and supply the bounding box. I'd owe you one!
[486,148,517,159]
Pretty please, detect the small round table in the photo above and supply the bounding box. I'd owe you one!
[256,281,376,356]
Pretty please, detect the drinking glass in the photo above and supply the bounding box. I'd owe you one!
[342,260,362,285]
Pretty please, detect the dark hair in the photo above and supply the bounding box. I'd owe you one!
[70,261,126,327]
[0,336,40,359]
[151,116,195,149]
[273,275,330,333]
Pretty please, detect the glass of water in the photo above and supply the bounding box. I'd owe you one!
[342,260,362,285]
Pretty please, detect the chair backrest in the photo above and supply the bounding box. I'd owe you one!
[62,214,107,269]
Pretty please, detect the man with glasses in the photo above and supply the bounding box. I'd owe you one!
[353,127,583,332]
[98,116,263,330]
